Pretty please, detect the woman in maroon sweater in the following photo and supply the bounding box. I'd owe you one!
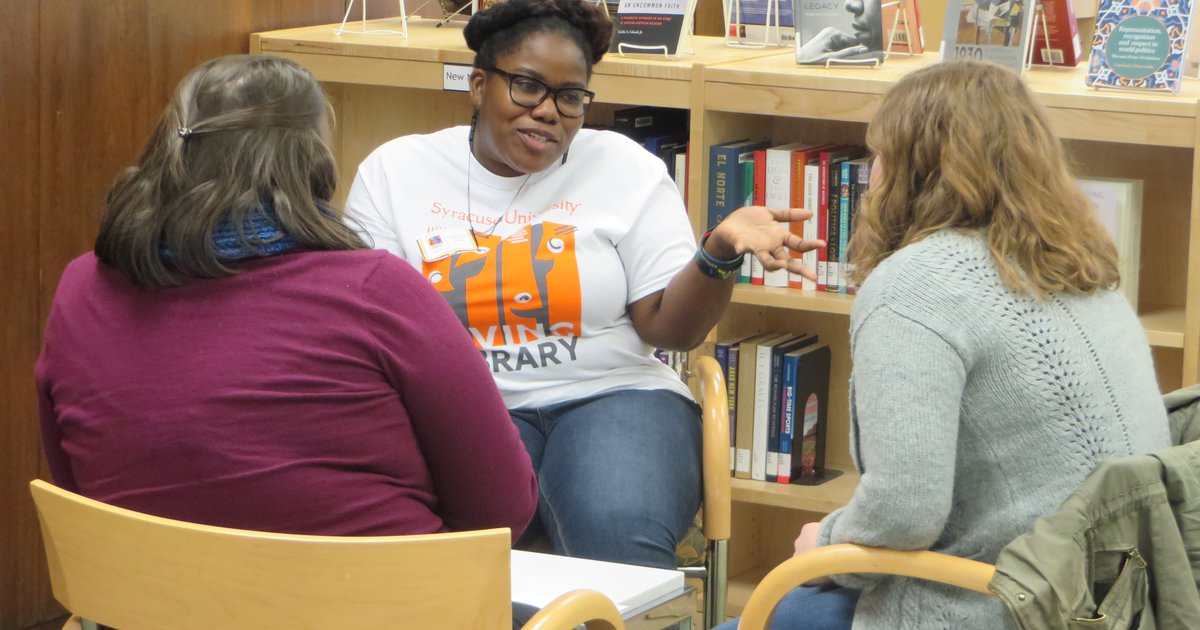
[36,54,537,540]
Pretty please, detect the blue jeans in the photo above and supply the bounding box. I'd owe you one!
[510,388,702,570]
[714,585,859,630]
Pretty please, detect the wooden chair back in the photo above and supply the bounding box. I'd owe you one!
[29,479,513,629]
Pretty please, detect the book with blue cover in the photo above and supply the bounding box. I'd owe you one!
[1086,0,1196,92]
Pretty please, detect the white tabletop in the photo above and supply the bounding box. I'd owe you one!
[510,550,687,614]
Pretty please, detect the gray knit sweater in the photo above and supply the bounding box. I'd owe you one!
[818,229,1170,629]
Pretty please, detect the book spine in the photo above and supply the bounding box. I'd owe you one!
[726,344,740,475]
[734,340,757,479]
[788,150,808,290]
[817,152,832,291]
[751,341,774,481]
[763,147,791,288]
[825,156,841,292]
[837,161,853,295]
[707,144,738,232]
[777,351,799,484]
[804,162,821,292]
[765,342,788,482]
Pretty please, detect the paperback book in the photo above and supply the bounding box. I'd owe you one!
[793,0,886,65]
[940,0,1038,73]
[1086,0,1196,92]
[611,0,697,56]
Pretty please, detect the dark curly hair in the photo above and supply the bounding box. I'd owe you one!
[463,0,613,76]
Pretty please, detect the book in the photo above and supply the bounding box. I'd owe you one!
[776,337,819,483]
[1078,177,1143,308]
[752,333,798,480]
[882,0,925,54]
[716,333,755,474]
[707,139,770,234]
[1029,0,1082,66]
[940,0,1038,74]
[764,142,813,287]
[1086,0,1196,92]
[511,550,684,613]
[613,106,687,143]
[782,344,832,483]
[820,146,865,291]
[765,334,817,481]
[734,333,776,478]
[728,0,795,46]
[794,0,886,65]
[611,0,697,56]
[789,143,835,290]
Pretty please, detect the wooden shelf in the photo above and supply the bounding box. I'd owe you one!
[701,53,1200,147]
[726,565,772,618]
[730,284,855,314]
[731,288,1184,349]
[731,470,858,513]
[1143,306,1186,348]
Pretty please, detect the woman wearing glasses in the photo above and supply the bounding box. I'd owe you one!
[345,0,822,569]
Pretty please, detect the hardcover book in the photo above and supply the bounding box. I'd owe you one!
[1029,0,1082,65]
[611,0,697,56]
[793,0,886,64]
[1078,177,1143,308]
[781,344,833,483]
[1086,0,1196,92]
[940,0,1038,73]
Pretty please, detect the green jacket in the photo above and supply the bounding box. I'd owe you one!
[988,385,1200,629]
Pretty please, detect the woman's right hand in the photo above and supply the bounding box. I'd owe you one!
[708,206,825,281]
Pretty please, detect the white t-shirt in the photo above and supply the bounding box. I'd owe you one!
[345,126,696,409]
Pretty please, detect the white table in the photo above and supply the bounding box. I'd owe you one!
[511,550,695,629]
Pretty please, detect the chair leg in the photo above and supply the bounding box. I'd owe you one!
[704,540,728,630]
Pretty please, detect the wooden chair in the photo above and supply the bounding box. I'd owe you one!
[681,355,732,629]
[29,479,624,630]
[737,544,996,629]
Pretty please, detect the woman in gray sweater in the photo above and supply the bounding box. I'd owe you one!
[720,60,1171,629]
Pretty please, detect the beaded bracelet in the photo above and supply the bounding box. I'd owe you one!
[693,229,745,280]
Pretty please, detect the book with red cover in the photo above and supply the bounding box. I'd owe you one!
[883,0,925,54]
[1030,0,1082,66]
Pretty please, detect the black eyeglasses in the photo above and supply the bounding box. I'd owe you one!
[484,67,595,119]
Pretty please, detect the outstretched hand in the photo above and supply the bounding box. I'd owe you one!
[707,206,826,281]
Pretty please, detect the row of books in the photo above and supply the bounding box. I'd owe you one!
[608,106,690,203]
[717,332,832,483]
[707,139,872,292]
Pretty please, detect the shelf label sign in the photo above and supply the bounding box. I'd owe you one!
[443,64,472,92]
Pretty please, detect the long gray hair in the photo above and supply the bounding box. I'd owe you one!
[95,54,365,289]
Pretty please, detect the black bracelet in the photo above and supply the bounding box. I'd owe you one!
[693,229,744,280]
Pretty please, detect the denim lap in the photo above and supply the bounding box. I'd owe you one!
[713,585,860,630]
[510,388,702,569]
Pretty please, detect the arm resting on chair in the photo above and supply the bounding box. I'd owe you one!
[738,544,997,630]
[521,588,624,630]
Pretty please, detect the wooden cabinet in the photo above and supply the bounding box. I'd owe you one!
[253,17,1200,618]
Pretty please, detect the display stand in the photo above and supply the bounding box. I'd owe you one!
[435,0,475,27]
[1024,2,1050,69]
[336,0,410,38]
[823,57,882,68]
[882,0,917,58]
[724,0,787,49]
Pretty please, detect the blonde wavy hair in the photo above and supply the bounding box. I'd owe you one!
[849,61,1119,298]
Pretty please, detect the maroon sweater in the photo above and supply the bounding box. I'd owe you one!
[37,251,536,539]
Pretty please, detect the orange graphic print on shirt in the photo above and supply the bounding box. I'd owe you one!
[423,222,582,350]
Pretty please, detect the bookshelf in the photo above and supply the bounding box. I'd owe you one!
[252,16,1200,620]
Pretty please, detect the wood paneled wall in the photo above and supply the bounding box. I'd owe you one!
[1,3,399,628]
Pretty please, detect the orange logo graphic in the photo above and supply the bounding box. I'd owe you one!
[423,222,582,350]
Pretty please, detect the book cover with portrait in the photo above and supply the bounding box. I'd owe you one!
[793,0,886,65]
